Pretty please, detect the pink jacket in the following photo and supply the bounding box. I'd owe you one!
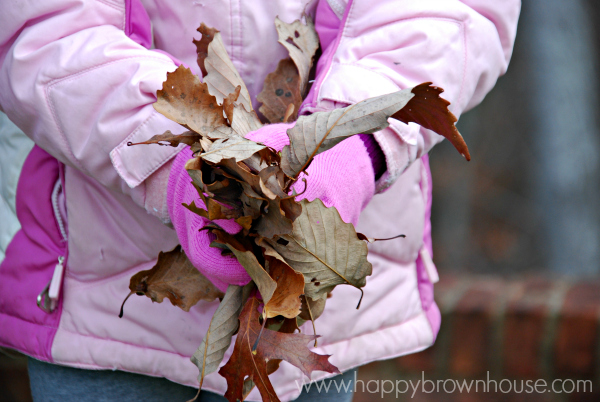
[0,0,519,400]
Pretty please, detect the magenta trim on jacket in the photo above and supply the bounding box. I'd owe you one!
[125,0,152,49]
[0,146,67,361]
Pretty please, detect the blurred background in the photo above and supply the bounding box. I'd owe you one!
[2,0,600,400]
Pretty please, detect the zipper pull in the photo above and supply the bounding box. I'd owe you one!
[37,256,65,313]
[420,247,439,284]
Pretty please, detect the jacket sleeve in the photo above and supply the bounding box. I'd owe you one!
[304,0,521,191]
[0,0,184,200]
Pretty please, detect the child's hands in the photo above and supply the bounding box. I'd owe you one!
[246,123,378,226]
[167,123,380,291]
[167,147,250,292]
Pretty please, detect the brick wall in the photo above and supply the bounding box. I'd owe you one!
[355,275,600,402]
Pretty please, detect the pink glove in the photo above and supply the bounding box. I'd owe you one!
[246,123,383,225]
[167,146,251,292]
[168,123,385,291]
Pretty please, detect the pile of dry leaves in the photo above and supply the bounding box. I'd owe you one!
[121,16,469,402]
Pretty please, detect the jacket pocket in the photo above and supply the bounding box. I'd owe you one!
[37,177,68,313]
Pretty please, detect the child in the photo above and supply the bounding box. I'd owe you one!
[0,0,520,400]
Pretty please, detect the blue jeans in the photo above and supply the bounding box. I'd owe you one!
[28,358,356,402]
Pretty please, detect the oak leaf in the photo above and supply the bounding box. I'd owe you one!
[392,82,470,160]
[219,297,339,402]
[194,23,219,77]
[153,66,226,135]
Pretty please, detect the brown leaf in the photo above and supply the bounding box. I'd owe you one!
[191,284,252,388]
[153,66,226,135]
[199,28,253,113]
[258,58,302,123]
[211,230,277,306]
[258,166,288,200]
[194,23,264,136]
[263,258,304,319]
[205,125,237,140]
[230,104,264,137]
[126,245,223,312]
[223,86,241,125]
[274,16,319,98]
[127,130,200,147]
[280,87,416,177]
[299,295,326,322]
[280,83,468,178]
[280,197,303,222]
[185,157,243,208]
[201,135,266,164]
[194,23,219,77]
[235,216,253,231]
[266,199,372,302]
[392,82,470,160]
[253,198,294,239]
[219,297,339,402]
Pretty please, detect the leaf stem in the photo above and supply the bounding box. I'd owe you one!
[304,296,318,347]
[252,314,268,352]
[119,291,134,318]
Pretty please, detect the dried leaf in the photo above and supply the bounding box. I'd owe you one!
[194,23,219,77]
[219,297,339,402]
[280,88,416,177]
[206,125,236,140]
[201,136,266,164]
[126,245,223,312]
[185,157,243,207]
[191,284,252,387]
[258,166,288,199]
[263,258,304,319]
[392,82,470,160]
[127,130,199,147]
[258,16,319,124]
[281,83,468,178]
[222,86,241,124]
[200,29,253,112]
[299,295,326,322]
[253,198,294,239]
[211,230,277,306]
[266,199,372,302]
[230,104,264,136]
[258,58,302,123]
[274,16,319,97]
[153,66,226,135]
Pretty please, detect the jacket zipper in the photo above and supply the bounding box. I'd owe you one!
[37,179,67,313]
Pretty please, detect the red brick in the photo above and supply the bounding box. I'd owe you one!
[449,279,505,376]
[502,278,554,378]
[554,281,600,378]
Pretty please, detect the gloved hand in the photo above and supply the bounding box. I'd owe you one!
[245,123,382,226]
[167,123,384,291]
